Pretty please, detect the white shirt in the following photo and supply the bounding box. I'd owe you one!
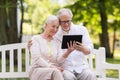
[30,35,65,68]
[55,23,93,73]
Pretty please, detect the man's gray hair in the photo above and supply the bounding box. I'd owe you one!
[57,8,73,19]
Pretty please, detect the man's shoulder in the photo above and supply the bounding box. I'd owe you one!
[54,36,62,43]
[54,28,63,41]
[72,24,87,30]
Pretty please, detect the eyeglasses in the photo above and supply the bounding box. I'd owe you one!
[60,20,71,25]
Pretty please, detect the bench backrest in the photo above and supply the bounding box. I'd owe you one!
[0,43,29,78]
[0,43,104,79]
[87,47,106,78]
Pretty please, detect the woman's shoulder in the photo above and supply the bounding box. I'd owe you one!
[31,35,42,41]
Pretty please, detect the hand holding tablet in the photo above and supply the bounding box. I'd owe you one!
[61,35,83,49]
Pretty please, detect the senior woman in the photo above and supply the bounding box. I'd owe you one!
[29,15,75,80]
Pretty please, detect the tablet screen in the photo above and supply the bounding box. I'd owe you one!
[61,35,82,49]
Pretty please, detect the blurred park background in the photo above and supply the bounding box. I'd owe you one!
[0,0,120,79]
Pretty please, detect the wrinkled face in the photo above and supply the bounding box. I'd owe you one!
[45,20,59,36]
[59,13,71,32]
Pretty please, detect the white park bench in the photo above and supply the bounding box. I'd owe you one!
[0,43,120,80]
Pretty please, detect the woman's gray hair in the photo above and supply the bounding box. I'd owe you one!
[43,15,59,29]
[46,15,58,24]
[57,8,73,19]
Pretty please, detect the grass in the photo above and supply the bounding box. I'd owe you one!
[106,58,120,78]
[105,50,120,78]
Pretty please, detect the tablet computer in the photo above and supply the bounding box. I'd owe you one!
[61,35,82,49]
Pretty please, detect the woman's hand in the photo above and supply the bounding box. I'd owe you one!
[63,41,75,58]
[56,66,64,72]
[67,41,75,53]
[50,65,64,72]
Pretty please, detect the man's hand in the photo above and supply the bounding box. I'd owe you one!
[74,42,84,51]
[27,40,32,50]
[74,41,90,55]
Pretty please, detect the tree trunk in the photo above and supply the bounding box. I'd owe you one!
[112,27,116,57]
[7,0,18,64]
[7,0,18,43]
[98,0,112,58]
[19,0,24,42]
[0,0,8,45]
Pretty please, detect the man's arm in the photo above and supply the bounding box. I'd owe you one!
[27,40,32,50]
[74,26,93,55]
[74,41,90,55]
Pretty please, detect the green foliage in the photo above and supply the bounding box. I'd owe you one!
[23,0,120,55]
[64,0,120,52]
[65,0,120,31]
[65,0,102,36]
[24,0,60,34]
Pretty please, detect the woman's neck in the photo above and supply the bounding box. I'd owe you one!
[41,32,53,41]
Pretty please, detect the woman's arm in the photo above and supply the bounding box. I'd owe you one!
[57,41,75,64]
[30,36,51,67]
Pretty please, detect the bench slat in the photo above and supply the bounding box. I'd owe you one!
[18,48,22,72]
[25,49,30,72]
[2,50,6,72]
[0,72,28,78]
[10,50,14,72]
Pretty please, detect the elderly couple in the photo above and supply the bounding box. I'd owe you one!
[28,8,96,80]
